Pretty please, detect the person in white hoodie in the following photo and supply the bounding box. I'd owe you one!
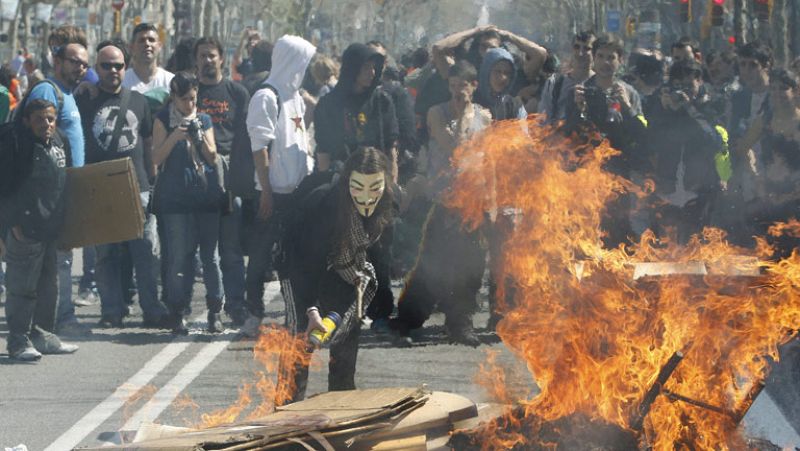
[242,35,316,336]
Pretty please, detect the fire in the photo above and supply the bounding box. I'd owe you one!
[193,324,317,428]
[445,117,800,449]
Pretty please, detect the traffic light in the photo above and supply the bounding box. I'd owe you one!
[711,0,725,26]
[753,0,771,22]
[679,0,692,22]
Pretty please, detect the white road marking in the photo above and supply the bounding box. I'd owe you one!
[43,340,192,451]
[121,338,232,432]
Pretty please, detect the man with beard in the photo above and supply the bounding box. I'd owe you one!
[195,36,251,328]
[76,42,171,329]
[123,23,174,94]
[27,40,90,337]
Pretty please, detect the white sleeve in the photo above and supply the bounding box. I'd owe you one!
[247,88,279,152]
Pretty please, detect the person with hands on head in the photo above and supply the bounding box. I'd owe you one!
[151,71,223,335]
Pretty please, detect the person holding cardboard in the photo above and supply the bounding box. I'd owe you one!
[77,41,171,329]
[0,99,79,361]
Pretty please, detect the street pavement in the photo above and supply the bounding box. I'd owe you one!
[0,258,798,450]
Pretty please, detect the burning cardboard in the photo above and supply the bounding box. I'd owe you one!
[76,388,477,451]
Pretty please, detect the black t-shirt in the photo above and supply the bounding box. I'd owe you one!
[314,87,399,165]
[77,88,152,190]
[197,79,250,156]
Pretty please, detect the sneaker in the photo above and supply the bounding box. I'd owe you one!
[74,288,98,307]
[30,328,79,354]
[56,320,94,337]
[370,318,392,336]
[10,345,42,362]
[8,335,42,362]
[207,312,223,333]
[240,314,262,338]
[172,316,189,335]
[98,315,124,329]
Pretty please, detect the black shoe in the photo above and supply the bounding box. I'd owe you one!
[447,325,481,347]
[98,315,124,329]
[142,314,172,329]
[226,307,248,327]
[388,318,414,348]
[172,316,189,335]
[207,312,223,333]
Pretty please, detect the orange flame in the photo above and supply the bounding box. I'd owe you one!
[197,325,316,428]
[445,117,800,449]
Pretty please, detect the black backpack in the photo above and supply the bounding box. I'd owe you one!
[229,82,280,198]
[0,80,64,197]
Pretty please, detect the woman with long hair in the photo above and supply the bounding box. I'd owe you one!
[282,146,394,401]
[151,71,224,334]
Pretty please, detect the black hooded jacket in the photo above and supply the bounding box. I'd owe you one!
[315,44,399,165]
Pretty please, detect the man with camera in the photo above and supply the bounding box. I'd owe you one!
[77,42,170,329]
[647,60,729,242]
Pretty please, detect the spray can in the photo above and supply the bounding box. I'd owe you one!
[309,311,341,347]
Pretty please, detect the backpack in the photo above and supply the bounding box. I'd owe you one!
[0,80,64,197]
[229,82,280,198]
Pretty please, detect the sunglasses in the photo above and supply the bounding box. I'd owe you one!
[65,57,89,69]
[100,62,125,71]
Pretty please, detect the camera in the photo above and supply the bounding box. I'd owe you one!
[184,118,204,146]
[669,89,687,103]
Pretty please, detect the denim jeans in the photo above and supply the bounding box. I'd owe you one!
[96,213,168,320]
[161,212,223,317]
[78,246,97,292]
[56,249,76,324]
[219,195,246,315]
[243,193,293,318]
[4,231,58,340]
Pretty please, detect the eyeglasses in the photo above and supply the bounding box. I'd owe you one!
[64,57,89,69]
[100,62,125,71]
[573,44,593,52]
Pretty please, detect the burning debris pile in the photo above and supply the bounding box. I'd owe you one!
[443,117,800,449]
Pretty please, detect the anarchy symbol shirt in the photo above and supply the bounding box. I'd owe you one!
[77,88,153,191]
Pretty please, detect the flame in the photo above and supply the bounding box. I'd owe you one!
[445,117,800,449]
[196,325,316,428]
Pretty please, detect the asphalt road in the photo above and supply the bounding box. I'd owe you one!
[0,259,798,450]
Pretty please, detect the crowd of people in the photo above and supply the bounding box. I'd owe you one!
[1,22,799,399]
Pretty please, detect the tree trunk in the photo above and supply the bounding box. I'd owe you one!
[791,0,800,59]
[8,0,23,57]
[733,0,745,44]
[772,0,788,65]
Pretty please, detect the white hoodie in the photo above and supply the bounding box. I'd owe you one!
[246,35,316,194]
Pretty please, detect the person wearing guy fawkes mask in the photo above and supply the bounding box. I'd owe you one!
[647,60,730,242]
[281,147,394,401]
